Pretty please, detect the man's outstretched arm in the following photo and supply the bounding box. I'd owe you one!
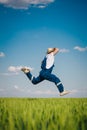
[53,48,59,55]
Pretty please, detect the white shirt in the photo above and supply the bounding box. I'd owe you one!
[46,52,54,69]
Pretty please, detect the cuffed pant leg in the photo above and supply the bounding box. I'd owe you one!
[26,72,44,85]
[41,71,64,92]
[56,82,64,93]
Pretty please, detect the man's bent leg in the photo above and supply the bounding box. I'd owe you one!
[26,72,44,85]
[41,71,64,93]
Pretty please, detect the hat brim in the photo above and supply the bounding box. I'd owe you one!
[47,48,53,54]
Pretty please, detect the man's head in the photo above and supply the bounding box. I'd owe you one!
[47,48,54,54]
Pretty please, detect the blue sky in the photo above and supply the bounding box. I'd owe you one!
[0,0,87,97]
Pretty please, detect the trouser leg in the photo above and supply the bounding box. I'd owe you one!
[41,71,64,92]
[26,72,44,85]
[56,82,64,93]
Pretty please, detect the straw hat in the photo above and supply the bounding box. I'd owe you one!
[47,48,53,54]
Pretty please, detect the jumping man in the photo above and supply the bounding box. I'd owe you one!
[21,48,69,96]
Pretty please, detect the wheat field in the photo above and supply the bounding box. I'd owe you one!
[0,98,87,130]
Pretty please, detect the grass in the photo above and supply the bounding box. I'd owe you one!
[0,98,87,130]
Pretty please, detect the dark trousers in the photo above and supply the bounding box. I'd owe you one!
[26,68,64,93]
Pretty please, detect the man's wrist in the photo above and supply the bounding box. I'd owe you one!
[53,48,56,52]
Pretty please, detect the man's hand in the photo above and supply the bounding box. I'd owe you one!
[53,48,59,55]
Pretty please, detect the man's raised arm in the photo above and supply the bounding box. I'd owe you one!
[53,48,59,55]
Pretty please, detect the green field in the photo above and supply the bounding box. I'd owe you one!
[0,98,87,130]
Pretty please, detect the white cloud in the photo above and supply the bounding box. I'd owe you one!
[70,88,87,96]
[0,52,5,57]
[14,88,57,95]
[33,90,57,95]
[14,85,24,91]
[8,66,22,73]
[8,66,33,72]
[0,66,33,76]
[0,66,22,76]
[14,85,19,89]
[0,72,19,76]
[74,46,87,52]
[0,0,55,10]
[59,48,69,53]
[38,5,46,8]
